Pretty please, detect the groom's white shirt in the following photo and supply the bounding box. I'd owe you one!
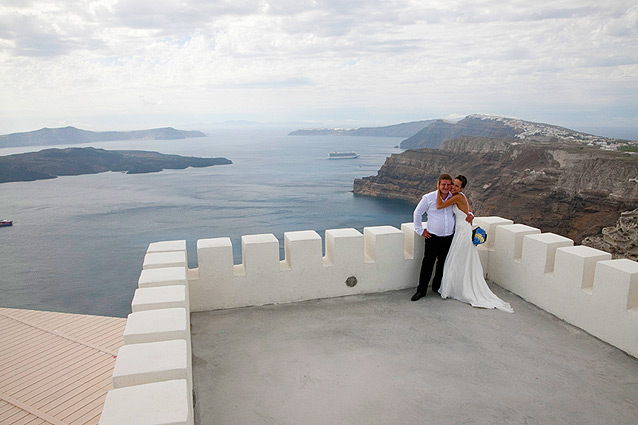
[413,190,455,236]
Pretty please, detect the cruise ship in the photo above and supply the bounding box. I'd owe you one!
[328,151,359,159]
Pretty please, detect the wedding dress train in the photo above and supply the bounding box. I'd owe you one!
[439,203,514,313]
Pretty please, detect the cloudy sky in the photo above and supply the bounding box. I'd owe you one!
[1,0,637,134]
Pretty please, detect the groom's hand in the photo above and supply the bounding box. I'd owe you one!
[421,229,432,239]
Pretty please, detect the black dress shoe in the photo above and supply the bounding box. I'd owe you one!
[411,291,425,301]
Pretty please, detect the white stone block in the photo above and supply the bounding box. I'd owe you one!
[324,228,364,266]
[123,308,189,347]
[132,286,188,312]
[488,224,540,290]
[522,233,573,275]
[147,240,186,253]
[197,237,234,279]
[593,259,638,311]
[99,379,193,425]
[554,246,612,293]
[580,259,638,356]
[495,224,541,261]
[364,226,404,264]
[241,233,280,276]
[401,222,423,260]
[112,340,191,391]
[283,230,323,270]
[143,252,187,270]
[473,217,513,249]
[138,267,187,288]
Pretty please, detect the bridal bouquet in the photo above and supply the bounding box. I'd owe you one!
[472,227,487,246]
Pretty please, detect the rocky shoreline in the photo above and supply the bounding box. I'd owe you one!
[353,137,638,247]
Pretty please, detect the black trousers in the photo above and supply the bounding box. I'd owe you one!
[417,233,454,295]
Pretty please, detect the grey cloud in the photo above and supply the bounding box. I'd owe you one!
[110,0,259,34]
[1,0,38,8]
[281,13,358,37]
[410,3,605,25]
[230,77,314,89]
[266,0,379,17]
[0,13,105,57]
[110,0,415,39]
[14,35,84,57]
[588,55,638,68]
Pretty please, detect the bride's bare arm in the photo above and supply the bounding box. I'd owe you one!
[436,193,462,209]
[437,193,474,223]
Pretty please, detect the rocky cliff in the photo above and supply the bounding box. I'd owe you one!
[354,138,638,243]
[582,208,638,260]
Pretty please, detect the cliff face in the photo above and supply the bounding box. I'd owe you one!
[353,139,638,243]
[582,208,638,260]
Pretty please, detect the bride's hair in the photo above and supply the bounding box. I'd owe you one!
[455,175,468,188]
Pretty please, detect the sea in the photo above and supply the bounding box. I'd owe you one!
[0,128,416,317]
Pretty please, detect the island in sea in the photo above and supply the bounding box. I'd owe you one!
[0,147,232,183]
[0,126,206,148]
[288,120,437,138]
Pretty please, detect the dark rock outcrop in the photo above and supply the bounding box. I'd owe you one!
[0,147,232,183]
[354,138,638,244]
[0,126,206,148]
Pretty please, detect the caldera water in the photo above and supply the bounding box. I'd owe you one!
[0,128,416,317]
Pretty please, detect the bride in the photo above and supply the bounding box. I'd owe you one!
[436,175,513,313]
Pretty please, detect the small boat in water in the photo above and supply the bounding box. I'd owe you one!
[0,219,13,227]
[328,151,359,159]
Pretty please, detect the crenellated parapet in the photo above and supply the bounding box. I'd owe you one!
[190,225,422,311]
[100,241,193,425]
[128,219,638,359]
[485,222,638,357]
[99,217,638,424]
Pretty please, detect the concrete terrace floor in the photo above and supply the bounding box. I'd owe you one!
[191,285,638,425]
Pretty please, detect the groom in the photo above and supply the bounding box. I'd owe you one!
[411,173,456,301]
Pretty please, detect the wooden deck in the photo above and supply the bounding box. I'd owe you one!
[0,308,126,425]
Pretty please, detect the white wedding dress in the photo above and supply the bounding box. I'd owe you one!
[439,202,514,313]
